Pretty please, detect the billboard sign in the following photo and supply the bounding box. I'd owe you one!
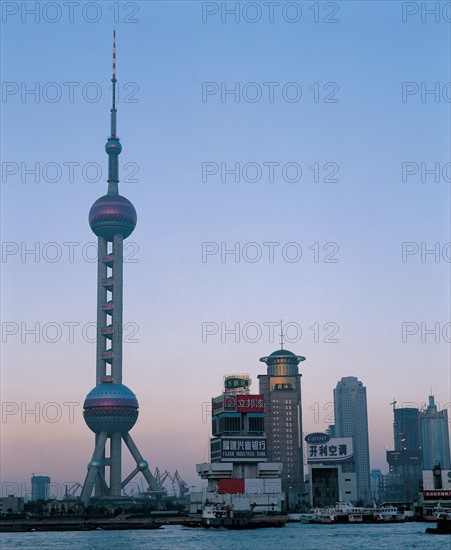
[212,395,237,415]
[307,437,353,464]
[305,432,331,445]
[224,376,250,391]
[236,394,264,413]
[270,376,296,391]
[212,396,225,415]
[221,437,267,460]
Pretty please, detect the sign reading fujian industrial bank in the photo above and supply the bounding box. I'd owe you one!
[221,437,267,460]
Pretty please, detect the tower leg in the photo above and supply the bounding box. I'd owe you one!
[94,433,105,497]
[80,431,108,506]
[123,433,160,492]
[110,432,122,497]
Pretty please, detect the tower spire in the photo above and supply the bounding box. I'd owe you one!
[106,30,121,195]
[279,320,284,349]
[111,30,117,138]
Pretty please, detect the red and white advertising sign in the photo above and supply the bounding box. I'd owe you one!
[236,394,264,413]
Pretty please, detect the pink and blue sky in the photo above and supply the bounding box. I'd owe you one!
[1,1,450,494]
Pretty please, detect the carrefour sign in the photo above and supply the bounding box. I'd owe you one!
[305,432,331,444]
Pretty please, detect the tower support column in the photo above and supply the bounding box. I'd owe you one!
[112,234,123,384]
[96,236,108,384]
[80,431,108,506]
[110,432,122,497]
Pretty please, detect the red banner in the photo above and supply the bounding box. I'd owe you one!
[219,478,245,494]
[236,394,264,413]
[423,491,451,498]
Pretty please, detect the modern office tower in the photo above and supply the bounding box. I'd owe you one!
[421,395,451,470]
[258,347,306,508]
[393,407,421,452]
[31,475,50,501]
[333,376,371,503]
[385,403,422,503]
[80,33,159,505]
[370,469,383,502]
[195,375,284,513]
[385,450,422,503]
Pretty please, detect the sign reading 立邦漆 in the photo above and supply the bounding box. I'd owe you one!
[305,435,353,464]
[236,394,264,413]
[212,394,264,415]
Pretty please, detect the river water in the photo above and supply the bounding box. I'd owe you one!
[0,522,448,549]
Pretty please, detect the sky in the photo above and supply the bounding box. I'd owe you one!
[1,1,450,497]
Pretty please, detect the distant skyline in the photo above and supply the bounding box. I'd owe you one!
[1,1,450,493]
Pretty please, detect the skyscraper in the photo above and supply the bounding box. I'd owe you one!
[393,407,421,452]
[333,376,371,503]
[79,33,159,505]
[385,403,422,503]
[31,475,50,501]
[421,395,451,470]
[258,347,306,507]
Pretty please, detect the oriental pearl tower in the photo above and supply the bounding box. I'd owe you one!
[80,33,159,505]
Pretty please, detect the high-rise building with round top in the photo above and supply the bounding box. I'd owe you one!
[80,33,159,505]
[258,344,306,508]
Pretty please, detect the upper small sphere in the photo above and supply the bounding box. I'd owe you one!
[89,194,137,240]
[83,383,139,435]
[105,138,122,155]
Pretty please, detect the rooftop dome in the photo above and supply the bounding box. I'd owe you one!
[260,348,305,365]
[260,348,306,377]
[269,349,298,357]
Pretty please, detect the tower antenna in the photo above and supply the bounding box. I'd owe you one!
[279,320,284,349]
[111,30,117,138]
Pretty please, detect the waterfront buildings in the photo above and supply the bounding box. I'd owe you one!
[0,495,24,514]
[333,377,371,503]
[195,375,284,513]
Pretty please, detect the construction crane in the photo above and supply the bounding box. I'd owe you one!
[389,399,397,410]
[173,470,189,499]
[64,482,82,500]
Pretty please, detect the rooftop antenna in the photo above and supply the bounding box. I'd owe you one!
[279,320,284,349]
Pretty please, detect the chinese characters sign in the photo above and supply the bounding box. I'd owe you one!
[221,437,267,460]
[236,394,264,413]
[270,376,296,391]
[224,376,250,391]
[212,394,264,414]
[307,437,353,464]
